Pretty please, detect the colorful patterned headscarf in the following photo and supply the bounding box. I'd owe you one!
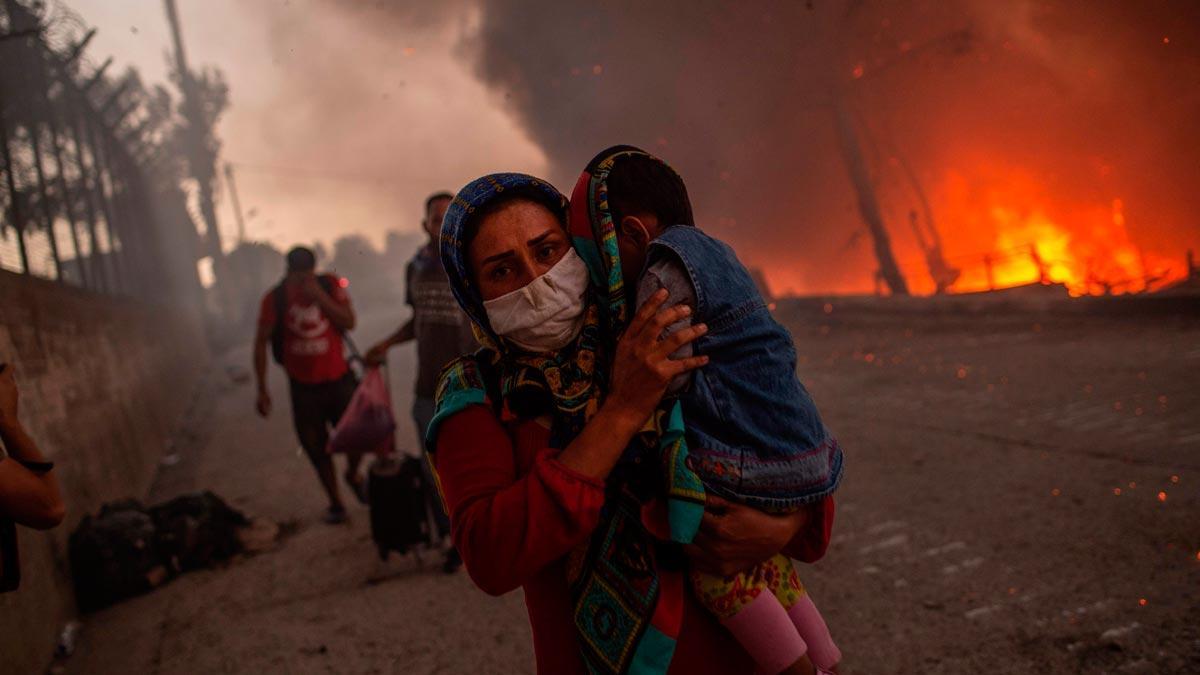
[564,146,711,675]
[432,172,606,441]
[569,144,705,534]
[439,172,569,348]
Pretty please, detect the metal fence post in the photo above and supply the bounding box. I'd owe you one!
[0,96,30,274]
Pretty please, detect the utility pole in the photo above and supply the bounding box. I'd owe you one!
[163,2,224,263]
[224,162,247,244]
[1030,245,1048,284]
[164,0,234,313]
[833,100,909,295]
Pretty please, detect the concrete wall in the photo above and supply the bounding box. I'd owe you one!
[0,270,209,675]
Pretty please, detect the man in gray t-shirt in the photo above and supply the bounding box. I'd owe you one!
[366,192,474,573]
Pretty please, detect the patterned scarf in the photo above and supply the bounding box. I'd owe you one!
[569,144,707,532]
[428,167,702,675]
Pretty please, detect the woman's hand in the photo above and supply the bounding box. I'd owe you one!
[685,495,810,576]
[556,289,708,481]
[605,288,708,427]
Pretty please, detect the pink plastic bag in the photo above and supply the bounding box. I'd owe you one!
[327,367,396,456]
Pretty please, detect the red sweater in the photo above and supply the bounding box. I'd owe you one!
[434,405,834,674]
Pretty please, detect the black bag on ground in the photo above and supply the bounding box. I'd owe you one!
[150,491,247,572]
[69,501,168,612]
[367,455,433,560]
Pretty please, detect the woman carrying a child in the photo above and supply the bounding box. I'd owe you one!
[427,156,840,675]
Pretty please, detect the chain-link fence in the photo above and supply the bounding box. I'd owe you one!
[1,0,198,301]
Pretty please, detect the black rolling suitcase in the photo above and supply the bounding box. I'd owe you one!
[367,455,434,560]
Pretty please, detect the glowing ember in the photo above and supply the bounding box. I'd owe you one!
[1051,488,1061,497]
[1138,598,1147,606]
[1170,475,1179,483]
[1158,491,1167,502]
[1113,488,1121,496]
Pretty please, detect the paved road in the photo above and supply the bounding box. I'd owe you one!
[63,308,535,675]
[61,302,1200,674]
[783,301,1200,674]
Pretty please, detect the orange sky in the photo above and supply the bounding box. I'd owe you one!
[71,0,546,255]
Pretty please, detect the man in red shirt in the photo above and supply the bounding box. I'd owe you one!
[253,246,362,524]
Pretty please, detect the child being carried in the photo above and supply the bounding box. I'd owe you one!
[577,147,845,675]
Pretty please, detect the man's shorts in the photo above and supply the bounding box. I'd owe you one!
[288,371,358,463]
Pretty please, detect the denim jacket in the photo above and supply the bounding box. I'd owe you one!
[648,225,843,511]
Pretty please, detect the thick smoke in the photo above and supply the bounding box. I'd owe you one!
[325,0,1200,293]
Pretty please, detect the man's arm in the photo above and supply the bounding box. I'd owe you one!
[384,319,416,347]
[252,322,272,417]
[365,319,415,365]
[0,425,66,529]
[0,366,65,529]
[303,275,355,331]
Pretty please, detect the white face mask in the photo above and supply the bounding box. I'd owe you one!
[483,248,590,353]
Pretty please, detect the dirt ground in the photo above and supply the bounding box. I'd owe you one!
[55,300,1200,675]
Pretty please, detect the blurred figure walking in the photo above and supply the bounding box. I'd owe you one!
[366,192,474,572]
[254,247,362,524]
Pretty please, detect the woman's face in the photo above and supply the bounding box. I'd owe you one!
[468,200,571,301]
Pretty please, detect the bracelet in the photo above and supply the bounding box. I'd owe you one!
[15,459,53,475]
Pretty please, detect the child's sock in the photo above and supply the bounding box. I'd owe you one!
[722,591,808,675]
[787,594,841,670]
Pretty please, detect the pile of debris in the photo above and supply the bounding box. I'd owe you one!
[68,491,275,611]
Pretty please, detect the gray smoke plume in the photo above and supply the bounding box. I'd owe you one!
[319,0,1200,293]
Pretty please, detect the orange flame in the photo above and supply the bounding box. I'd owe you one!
[931,168,1185,296]
[753,164,1189,298]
